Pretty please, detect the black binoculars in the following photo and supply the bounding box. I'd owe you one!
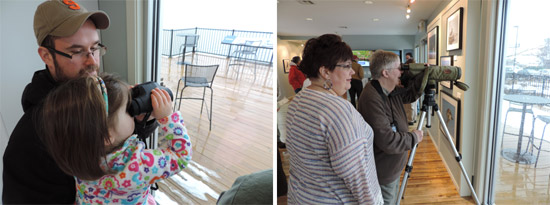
[127,82,173,117]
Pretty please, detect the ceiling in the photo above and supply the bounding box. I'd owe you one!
[277,0,451,37]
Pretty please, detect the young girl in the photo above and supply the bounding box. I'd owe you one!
[40,73,191,204]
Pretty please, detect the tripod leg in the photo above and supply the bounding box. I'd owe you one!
[434,109,481,205]
[396,110,427,204]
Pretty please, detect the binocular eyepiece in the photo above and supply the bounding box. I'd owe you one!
[127,82,173,117]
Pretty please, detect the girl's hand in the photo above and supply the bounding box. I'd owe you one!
[151,88,173,119]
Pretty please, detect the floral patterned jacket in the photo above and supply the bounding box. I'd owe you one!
[75,111,192,204]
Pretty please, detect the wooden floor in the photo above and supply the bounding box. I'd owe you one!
[495,119,550,204]
[149,53,550,204]
[154,54,274,204]
[279,118,550,204]
[279,134,474,204]
[397,134,474,204]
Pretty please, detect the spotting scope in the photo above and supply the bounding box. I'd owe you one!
[400,63,469,91]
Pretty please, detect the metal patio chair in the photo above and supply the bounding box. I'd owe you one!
[174,64,219,130]
[229,40,261,81]
[502,102,535,138]
[532,114,550,167]
[178,34,199,65]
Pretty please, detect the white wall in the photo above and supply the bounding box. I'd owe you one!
[424,0,484,197]
[344,35,415,61]
[0,0,99,198]
[98,0,129,81]
[0,114,7,197]
[343,35,415,51]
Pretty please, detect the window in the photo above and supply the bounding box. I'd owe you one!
[490,0,550,203]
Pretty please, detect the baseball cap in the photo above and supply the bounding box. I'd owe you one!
[34,0,110,46]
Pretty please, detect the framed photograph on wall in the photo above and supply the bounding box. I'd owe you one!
[447,7,463,51]
[440,56,453,89]
[282,59,290,73]
[440,91,461,151]
[428,26,439,65]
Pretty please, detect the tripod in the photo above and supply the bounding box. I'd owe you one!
[396,86,481,205]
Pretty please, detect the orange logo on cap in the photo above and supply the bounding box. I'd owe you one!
[62,0,81,10]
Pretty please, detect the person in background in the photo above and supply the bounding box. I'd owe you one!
[405,52,415,64]
[40,74,191,204]
[349,55,364,107]
[285,34,383,204]
[357,50,424,205]
[288,56,306,93]
[404,52,417,125]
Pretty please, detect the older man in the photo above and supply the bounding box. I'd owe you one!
[2,1,110,203]
[357,50,424,205]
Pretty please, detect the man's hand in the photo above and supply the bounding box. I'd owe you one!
[151,88,173,119]
[413,129,424,143]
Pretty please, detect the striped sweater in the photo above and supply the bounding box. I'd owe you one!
[285,88,383,204]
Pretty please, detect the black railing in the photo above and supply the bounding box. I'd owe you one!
[161,28,273,64]
[504,73,550,98]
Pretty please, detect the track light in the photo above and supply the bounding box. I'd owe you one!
[406,14,410,19]
[407,5,411,13]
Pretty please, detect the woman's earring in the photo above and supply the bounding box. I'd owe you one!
[323,79,333,90]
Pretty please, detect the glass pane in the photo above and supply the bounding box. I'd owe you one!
[493,0,550,203]
[154,0,275,204]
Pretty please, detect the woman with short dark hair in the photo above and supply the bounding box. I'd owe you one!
[285,34,383,204]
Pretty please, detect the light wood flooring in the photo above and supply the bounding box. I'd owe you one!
[495,123,550,204]
[154,54,274,204]
[279,134,475,204]
[279,125,550,204]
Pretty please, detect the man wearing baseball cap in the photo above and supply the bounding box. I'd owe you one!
[3,0,109,203]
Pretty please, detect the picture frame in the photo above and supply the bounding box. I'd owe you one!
[446,7,463,51]
[440,56,453,89]
[440,91,460,151]
[282,59,290,73]
[428,26,439,65]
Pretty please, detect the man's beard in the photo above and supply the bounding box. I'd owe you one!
[53,56,99,83]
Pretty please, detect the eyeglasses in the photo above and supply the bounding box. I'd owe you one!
[388,64,402,71]
[336,64,352,69]
[46,43,107,60]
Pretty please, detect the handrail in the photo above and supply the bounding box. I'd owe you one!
[161,28,273,64]
[504,73,550,98]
